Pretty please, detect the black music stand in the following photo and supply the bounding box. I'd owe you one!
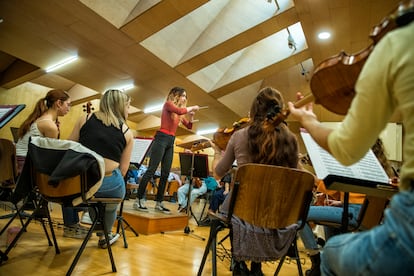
[177,152,209,240]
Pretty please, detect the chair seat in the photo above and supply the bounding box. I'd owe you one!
[88,197,123,204]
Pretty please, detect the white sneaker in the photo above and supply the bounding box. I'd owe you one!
[80,211,93,225]
[98,233,120,249]
[155,201,171,214]
[133,198,149,212]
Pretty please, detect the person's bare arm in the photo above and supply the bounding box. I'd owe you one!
[68,115,87,141]
[288,92,332,153]
[119,128,134,176]
[38,120,59,138]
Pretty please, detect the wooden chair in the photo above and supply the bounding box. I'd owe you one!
[14,136,122,276]
[0,138,18,200]
[35,171,122,276]
[0,139,60,264]
[197,164,315,276]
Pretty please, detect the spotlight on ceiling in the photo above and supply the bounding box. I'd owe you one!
[286,28,296,51]
[318,31,331,40]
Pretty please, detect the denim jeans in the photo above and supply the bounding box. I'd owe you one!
[209,188,227,212]
[299,204,362,251]
[137,131,175,202]
[62,206,87,226]
[89,168,125,232]
[178,182,207,207]
[321,191,414,276]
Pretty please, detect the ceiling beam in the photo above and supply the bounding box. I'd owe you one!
[0,58,43,89]
[175,7,299,76]
[120,0,209,42]
[210,49,311,99]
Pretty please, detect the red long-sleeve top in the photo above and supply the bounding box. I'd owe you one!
[159,101,192,136]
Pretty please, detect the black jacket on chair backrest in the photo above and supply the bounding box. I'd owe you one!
[12,137,105,206]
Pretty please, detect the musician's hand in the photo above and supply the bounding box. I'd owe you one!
[188,105,200,112]
[326,199,342,207]
[288,92,317,123]
[210,140,222,154]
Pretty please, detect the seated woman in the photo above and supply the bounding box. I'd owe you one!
[68,89,134,248]
[213,87,300,276]
[199,172,232,226]
[177,176,215,212]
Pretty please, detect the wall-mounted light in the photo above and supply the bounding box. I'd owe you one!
[143,104,163,113]
[118,83,134,91]
[45,55,78,73]
[196,128,218,135]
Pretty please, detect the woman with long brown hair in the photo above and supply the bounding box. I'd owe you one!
[16,89,71,172]
[213,86,300,275]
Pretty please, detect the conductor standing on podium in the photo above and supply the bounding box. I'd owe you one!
[133,87,199,214]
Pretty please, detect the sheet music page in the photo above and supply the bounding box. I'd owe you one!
[130,138,153,164]
[0,106,13,120]
[300,130,389,183]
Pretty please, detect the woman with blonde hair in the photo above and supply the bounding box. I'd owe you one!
[134,86,199,213]
[69,89,134,248]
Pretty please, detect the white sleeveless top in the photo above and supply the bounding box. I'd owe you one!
[16,119,54,157]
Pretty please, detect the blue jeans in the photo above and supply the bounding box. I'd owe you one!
[178,183,207,207]
[137,131,175,202]
[62,206,87,226]
[299,204,362,251]
[321,191,414,276]
[209,188,227,212]
[89,168,125,232]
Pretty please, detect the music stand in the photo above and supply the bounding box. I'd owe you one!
[178,152,209,240]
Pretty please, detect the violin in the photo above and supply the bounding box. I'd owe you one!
[212,117,250,151]
[211,1,414,151]
[308,0,413,115]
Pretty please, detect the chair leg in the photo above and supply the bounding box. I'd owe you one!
[0,196,60,264]
[274,240,303,276]
[66,202,117,276]
[197,219,223,276]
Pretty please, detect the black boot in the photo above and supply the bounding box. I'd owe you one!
[306,253,321,276]
[232,261,250,276]
[250,262,264,276]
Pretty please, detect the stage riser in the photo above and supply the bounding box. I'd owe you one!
[120,200,188,235]
[122,212,188,235]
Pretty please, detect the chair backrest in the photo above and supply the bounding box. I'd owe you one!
[0,138,18,185]
[228,163,315,229]
[26,136,105,206]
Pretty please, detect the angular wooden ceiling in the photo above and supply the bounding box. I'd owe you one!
[0,0,401,137]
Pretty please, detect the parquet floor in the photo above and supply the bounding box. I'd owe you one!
[0,200,311,275]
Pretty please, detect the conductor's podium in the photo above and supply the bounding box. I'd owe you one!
[121,200,188,235]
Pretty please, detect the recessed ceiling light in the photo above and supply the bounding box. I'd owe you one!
[318,31,331,40]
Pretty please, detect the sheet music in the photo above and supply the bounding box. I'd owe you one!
[0,106,13,118]
[301,130,389,184]
[0,104,25,129]
[130,138,153,164]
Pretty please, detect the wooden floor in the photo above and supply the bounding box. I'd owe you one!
[0,200,311,276]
